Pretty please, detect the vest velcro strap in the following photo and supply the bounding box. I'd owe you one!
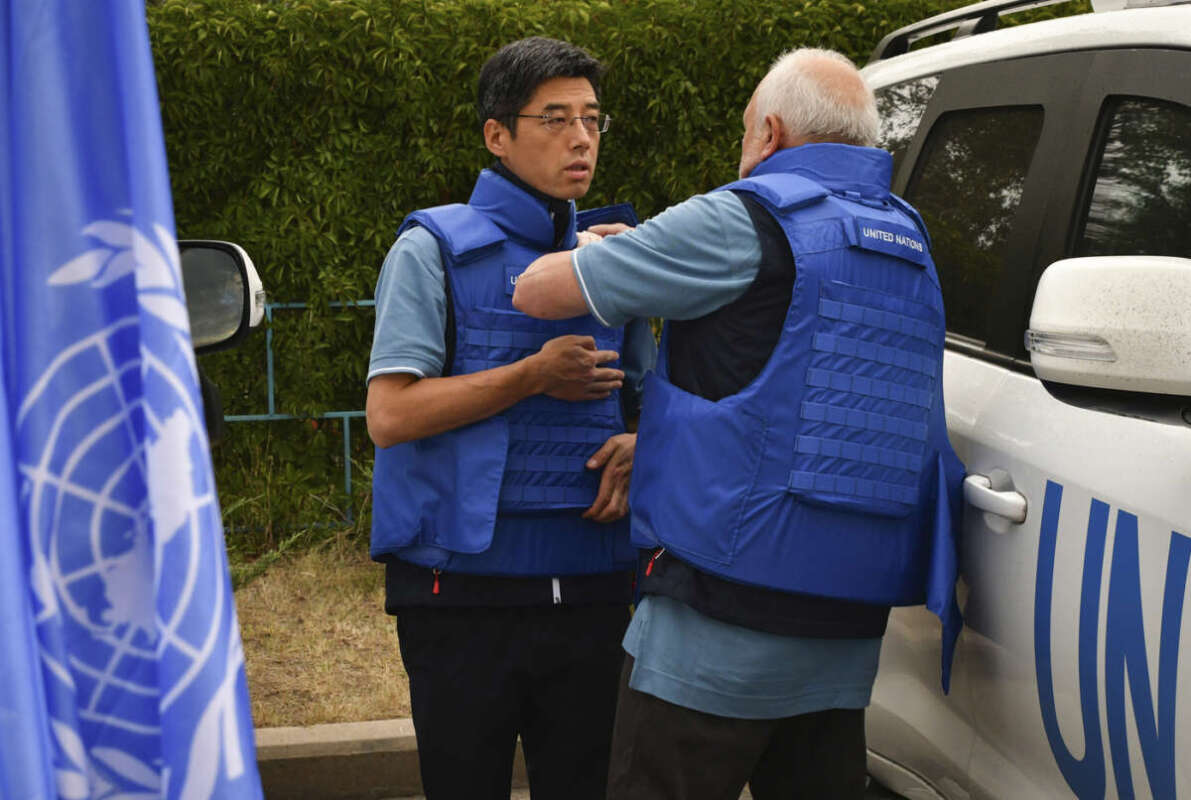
[463,327,543,350]
[806,367,932,410]
[801,401,928,442]
[505,453,591,474]
[819,298,937,347]
[795,435,922,474]
[812,333,938,379]
[400,204,506,264]
[787,470,918,506]
[508,423,609,445]
[499,485,594,506]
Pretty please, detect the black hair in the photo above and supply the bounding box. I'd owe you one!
[477,37,603,135]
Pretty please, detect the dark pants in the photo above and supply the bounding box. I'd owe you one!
[397,604,629,800]
[606,656,868,800]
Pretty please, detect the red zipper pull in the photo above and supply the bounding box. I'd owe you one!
[432,568,441,595]
[644,547,665,576]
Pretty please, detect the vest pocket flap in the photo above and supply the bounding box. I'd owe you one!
[412,415,509,553]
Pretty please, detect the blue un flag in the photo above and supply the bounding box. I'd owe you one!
[0,2,263,798]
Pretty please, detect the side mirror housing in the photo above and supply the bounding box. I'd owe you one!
[179,240,265,354]
[1026,256,1191,396]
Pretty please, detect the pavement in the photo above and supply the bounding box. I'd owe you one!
[255,718,896,799]
[255,718,527,799]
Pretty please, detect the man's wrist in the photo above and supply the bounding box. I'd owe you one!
[516,351,546,396]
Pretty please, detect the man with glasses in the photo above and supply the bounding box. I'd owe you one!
[515,48,963,799]
[366,36,652,800]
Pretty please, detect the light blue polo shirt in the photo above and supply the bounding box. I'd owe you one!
[574,190,882,720]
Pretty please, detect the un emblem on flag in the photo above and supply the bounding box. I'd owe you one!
[18,220,249,798]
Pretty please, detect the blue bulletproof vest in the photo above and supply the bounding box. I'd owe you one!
[629,146,965,607]
[371,169,637,576]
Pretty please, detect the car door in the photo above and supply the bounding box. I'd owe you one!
[870,48,1191,800]
[870,47,1191,800]
[953,48,1191,800]
[868,51,1084,799]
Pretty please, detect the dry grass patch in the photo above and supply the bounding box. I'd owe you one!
[234,540,410,727]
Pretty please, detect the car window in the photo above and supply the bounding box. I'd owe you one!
[1076,96,1191,257]
[874,75,939,177]
[904,106,1045,343]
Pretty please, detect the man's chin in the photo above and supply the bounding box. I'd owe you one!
[559,179,593,200]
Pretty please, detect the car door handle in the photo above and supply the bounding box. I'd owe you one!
[964,474,1027,524]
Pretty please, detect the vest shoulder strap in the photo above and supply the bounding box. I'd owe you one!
[398,204,507,265]
[717,173,829,213]
[886,193,933,250]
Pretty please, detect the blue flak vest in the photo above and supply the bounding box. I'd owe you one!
[629,145,966,683]
[371,169,638,577]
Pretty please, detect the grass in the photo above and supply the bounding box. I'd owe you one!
[233,536,411,727]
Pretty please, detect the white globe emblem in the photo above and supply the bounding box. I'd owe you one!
[17,220,244,798]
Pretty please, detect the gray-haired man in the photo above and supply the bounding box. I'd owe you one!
[515,48,963,800]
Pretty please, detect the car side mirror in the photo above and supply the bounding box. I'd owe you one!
[179,240,265,354]
[1025,256,1191,396]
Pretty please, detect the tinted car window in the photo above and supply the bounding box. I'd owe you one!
[875,75,940,177]
[1077,97,1191,257]
[905,106,1044,342]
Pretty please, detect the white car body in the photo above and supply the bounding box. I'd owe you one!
[861,4,1191,798]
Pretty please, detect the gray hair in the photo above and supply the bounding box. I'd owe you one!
[753,48,879,147]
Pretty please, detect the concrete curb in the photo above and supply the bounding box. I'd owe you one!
[255,719,527,799]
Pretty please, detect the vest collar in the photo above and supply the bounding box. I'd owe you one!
[468,168,578,250]
[750,143,892,200]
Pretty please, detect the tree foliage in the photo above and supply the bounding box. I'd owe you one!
[147,0,1077,543]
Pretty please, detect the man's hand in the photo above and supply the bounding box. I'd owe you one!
[583,433,636,522]
[575,230,602,248]
[576,223,633,249]
[584,222,633,238]
[530,334,623,402]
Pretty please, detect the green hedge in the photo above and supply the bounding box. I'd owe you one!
[147,0,1077,551]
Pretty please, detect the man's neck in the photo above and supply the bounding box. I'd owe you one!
[491,161,573,248]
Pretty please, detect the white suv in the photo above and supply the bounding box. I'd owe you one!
[859,1,1191,798]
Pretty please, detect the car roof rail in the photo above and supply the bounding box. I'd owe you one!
[868,0,1076,63]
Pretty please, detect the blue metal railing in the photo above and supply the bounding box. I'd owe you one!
[223,300,373,521]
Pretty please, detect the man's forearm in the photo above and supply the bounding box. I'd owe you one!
[512,250,590,319]
[367,334,624,448]
[366,361,544,448]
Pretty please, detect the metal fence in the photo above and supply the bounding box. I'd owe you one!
[223,300,371,523]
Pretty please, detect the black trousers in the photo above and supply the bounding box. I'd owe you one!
[397,604,629,800]
[606,656,868,800]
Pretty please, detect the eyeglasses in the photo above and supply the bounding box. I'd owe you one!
[515,113,611,134]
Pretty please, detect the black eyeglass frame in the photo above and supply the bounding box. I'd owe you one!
[513,112,612,133]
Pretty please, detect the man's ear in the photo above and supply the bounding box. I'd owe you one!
[761,113,784,160]
[483,118,509,158]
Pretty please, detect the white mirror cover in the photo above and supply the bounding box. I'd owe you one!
[243,255,265,328]
[1029,256,1191,395]
[180,244,246,348]
[222,241,265,327]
